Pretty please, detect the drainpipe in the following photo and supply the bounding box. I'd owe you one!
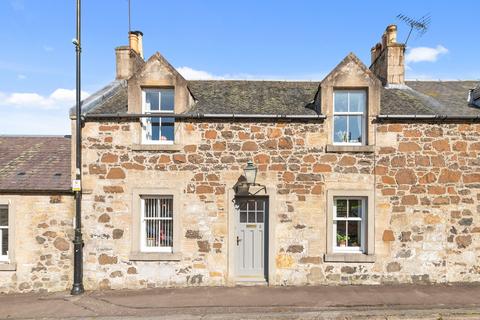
[71,0,84,295]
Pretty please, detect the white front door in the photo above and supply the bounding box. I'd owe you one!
[234,197,268,281]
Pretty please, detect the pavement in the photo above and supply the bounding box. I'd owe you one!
[1,284,480,319]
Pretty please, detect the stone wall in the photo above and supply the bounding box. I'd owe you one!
[80,119,480,290]
[374,122,480,283]
[0,194,74,293]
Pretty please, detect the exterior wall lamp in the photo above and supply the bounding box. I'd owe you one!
[243,160,258,185]
[234,160,264,195]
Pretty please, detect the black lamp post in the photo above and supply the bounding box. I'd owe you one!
[71,0,84,295]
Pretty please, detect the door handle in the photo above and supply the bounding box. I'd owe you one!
[236,236,242,246]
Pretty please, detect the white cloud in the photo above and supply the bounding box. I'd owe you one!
[0,109,71,135]
[17,74,27,80]
[0,89,89,110]
[177,67,217,80]
[405,45,448,63]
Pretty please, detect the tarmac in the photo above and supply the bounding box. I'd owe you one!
[1,284,480,319]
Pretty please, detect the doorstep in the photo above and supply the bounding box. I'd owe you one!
[235,275,268,286]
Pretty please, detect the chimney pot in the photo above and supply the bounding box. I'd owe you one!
[136,32,143,59]
[386,24,397,45]
[129,31,144,58]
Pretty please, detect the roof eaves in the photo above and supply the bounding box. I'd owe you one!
[0,189,73,195]
[377,114,480,121]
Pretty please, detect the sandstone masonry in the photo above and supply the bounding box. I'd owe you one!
[77,119,480,289]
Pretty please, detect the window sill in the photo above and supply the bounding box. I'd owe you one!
[132,144,184,152]
[324,253,376,263]
[326,144,375,153]
[0,262,17,271]
[129,252,182,261]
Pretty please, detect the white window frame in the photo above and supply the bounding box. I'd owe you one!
[332,90,366,146]
[141,88,175,145]
[140,195,174,253]
[332,197,366,254]
[0,204,9,262]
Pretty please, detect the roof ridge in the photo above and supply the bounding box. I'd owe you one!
[0,135,71,138]
[187,79,321,83]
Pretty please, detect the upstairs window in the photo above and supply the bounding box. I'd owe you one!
[142,88,175,144]
[0,205,8,261]
[333,90,366,145]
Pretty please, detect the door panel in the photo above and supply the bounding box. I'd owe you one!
[235,197,268,280]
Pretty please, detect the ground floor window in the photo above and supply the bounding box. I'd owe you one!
[140,196,174,253]
[333,197,366,253]
[0,205,8,261]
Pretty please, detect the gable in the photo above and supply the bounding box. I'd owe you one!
[321,52,381,87]
[130,52,187,85]
[127,52,192,114]
[319,52,382,117]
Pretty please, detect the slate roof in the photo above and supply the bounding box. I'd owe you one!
[0,136,71,193]
[70,80,128,116]
[382,81,480,116]
[187,81,319,115]
[78,79,480,117]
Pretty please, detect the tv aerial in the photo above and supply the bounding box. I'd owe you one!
[396,13,431,46]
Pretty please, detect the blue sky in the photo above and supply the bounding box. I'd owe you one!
[0,0,479,135]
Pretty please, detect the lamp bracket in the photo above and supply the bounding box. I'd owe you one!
[234,182,267,196]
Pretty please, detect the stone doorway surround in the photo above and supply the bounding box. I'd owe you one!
[233,196,269,282]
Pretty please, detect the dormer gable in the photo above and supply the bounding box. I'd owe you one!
[127,52,194,114]
[320,53,381,147]
[322,52,381,88]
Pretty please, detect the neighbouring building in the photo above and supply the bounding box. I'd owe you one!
[0,136,73,292]
[0,25,479,293]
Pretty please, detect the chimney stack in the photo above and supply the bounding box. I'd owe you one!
[370,25,405,86]
[115,31,145,80]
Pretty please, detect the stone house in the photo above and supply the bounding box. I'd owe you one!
[0,136,73,292]
[1,24,479,293]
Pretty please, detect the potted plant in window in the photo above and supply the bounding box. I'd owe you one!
[336,234,349,247]
[336,131,349,143]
